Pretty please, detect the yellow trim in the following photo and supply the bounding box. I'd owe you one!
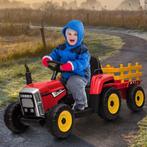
[102,63,142,83]
[135,90,144,107]
[108,93,120,114]
[58,110,72,133]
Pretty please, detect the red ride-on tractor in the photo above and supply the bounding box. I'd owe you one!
[4,57,145,139]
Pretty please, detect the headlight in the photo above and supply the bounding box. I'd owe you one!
[21,98,34,108]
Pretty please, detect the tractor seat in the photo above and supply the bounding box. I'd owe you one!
[86,56,103,88]
[90,56,103,76]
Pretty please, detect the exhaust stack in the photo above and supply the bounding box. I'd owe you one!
[24,64,32,85]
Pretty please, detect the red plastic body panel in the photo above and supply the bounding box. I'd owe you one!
[90,74,141,96]
[90,74,114,95]
[103,80,141,99]
[90,73,141,100]
[103,80,141,89]
[25,80,66,112]
[24,75,141,112]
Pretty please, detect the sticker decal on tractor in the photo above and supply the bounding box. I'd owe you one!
[52,89,65,98]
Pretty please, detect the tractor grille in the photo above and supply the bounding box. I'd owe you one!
[19,88,44,117]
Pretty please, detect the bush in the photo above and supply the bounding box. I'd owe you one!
[1,8,147,30]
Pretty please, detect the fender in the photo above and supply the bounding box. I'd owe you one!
[90,74,114,95]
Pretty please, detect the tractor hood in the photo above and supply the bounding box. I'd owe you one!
[25,80,65,95]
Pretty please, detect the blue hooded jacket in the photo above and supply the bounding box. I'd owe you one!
[48,20,91,82]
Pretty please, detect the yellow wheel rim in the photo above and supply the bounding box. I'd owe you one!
[58,110,72,133]
[135,90,144,107]
[108,93,120,114]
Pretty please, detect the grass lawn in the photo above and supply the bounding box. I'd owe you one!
[0,30,124,106]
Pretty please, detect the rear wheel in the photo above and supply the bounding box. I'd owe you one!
[99,87,121,121]
[4,102,28,133]
[127,85,145,112]
[47,104,74,139]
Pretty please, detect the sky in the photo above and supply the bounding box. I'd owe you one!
[11,0,145,10]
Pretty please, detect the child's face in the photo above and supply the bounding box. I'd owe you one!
[66,28,78,46]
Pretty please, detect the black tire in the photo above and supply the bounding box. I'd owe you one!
[99,87,121,121]
[127,85,145,112]
[47,104,74,139]
[4,102,28,134]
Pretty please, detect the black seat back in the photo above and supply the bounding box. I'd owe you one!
[90,56,103,77]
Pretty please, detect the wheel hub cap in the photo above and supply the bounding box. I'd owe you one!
[108,94,120,114]
[58,111,72,132]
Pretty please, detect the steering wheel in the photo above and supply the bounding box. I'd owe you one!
[47,60,63,72]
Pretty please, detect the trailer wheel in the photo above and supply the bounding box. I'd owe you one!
[47,104,74,139]
[127,85,145,112]
[4,102,28,134]
[99,87,121,121]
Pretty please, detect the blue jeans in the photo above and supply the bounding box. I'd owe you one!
[66,75,88,109]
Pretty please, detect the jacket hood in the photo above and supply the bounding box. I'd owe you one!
[62,20,85,48]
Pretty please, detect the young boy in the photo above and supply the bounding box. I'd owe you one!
[42,20,91,111]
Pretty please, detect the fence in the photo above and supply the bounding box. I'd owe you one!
[102,63,142,83]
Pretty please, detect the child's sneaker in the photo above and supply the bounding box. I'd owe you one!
[72,103,87,111]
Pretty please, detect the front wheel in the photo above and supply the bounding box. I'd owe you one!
[4,102,28,134]
[47,104,74,139]
[127,85,145,112]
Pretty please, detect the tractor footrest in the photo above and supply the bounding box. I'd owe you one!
[74,108,93,118]
[21,117,45,126]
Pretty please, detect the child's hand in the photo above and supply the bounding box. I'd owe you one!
[42,56,52,67]
[60,61,73,71]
